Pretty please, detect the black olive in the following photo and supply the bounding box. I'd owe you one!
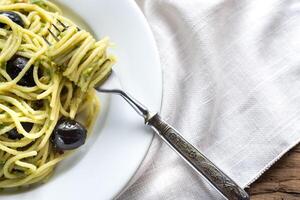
[22,122,34,132]
[7,122,33,140]
[12,168,24,173]
[0,11,24,28]
[17,141,35,151]
[6,56,35,87]
[7,128,23,140]
[51,118,87,151]
[34,100,44,109]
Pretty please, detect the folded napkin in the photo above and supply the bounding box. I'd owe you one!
[118,0,300,199]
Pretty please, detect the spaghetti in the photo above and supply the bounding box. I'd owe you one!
[0,0,115,188]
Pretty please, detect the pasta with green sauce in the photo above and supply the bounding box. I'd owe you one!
[0,0,115,188]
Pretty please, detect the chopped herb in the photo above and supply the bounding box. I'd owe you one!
[83,67,93,77]
[30,0,48,9]
[30,0,44,4]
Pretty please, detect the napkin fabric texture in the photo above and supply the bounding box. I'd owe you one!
[118,0,300,199]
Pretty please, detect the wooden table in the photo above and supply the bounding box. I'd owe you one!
[248,144,300,199]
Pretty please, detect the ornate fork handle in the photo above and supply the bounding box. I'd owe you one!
[147,114,249,200]
[97,71,249,200]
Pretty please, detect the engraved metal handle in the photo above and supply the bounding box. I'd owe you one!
[146,114,250,200]
[97,71,249,199]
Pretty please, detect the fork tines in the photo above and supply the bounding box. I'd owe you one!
[57,19,68,31]
[42,36,51,45]
[43,20,69,46]
[48,28,59,42]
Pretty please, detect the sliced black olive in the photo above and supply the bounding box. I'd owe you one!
[51,118,87,151]
[17,141,35,151]
[7,122,33,140]
[22,122,34,132]
[6,56,35,87]
[7,128,23,140]
[33,100,44,110]
[12,168,23,173]
[0,11,24,28]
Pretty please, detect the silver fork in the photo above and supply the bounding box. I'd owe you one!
[47,22,249,200]
[97,71,249,200]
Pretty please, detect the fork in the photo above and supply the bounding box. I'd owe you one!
[97,70,249,200]
[47,22,250,200]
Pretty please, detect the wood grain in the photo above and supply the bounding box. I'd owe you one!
[248,144,300,200]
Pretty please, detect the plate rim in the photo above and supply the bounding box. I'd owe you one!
[113,1,162,198]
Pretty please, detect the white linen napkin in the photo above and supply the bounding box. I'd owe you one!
[118,0,300,199]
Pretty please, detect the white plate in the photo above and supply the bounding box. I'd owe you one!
[1,0,161,199]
